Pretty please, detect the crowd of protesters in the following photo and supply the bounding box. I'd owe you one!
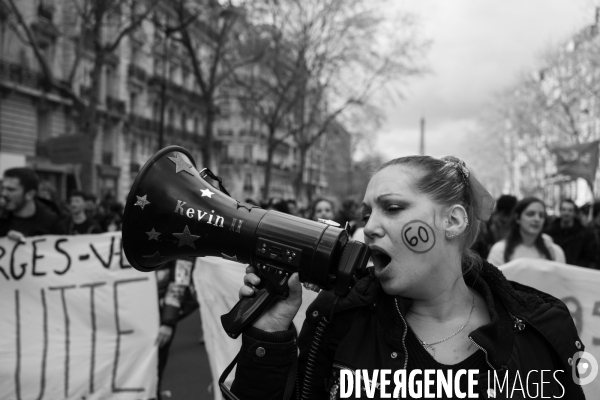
[0,167,124,240]
[474,194,600,269]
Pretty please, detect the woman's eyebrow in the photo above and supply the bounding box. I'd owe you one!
[376,193,404,201]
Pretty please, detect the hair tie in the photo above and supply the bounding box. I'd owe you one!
[443,157,470,186]
[441,156,495,222]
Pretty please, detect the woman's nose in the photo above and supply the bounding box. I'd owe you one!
[363,214,383,239]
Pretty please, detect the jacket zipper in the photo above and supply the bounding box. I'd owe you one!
[468,336,497,370]
[330,299,409,399]
[469,312,527,371]
[394,299,409,369]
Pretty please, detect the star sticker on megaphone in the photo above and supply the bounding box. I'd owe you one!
[200,188,214,198]
[173,225,201,249]
[168,153,195,175]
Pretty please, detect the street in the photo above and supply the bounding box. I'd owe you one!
[162,313,213,400]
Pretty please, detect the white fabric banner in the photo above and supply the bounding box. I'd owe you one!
[193,257,319,400]
[501,259,600,398]
[0,233,158,400]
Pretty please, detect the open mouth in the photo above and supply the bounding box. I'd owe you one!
[370,248,392,270]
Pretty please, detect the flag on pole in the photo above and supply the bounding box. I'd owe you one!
[550,140,600,189]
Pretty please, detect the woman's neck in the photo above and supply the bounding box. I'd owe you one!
[519,229,538,246]
[407,279,473,323]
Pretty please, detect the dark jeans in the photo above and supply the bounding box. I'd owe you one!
[157,325,177,396]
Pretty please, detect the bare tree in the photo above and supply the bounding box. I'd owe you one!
[232,18,308,200]
[237,0,428,199]
[531,28,600,145]
[163,0,263,169]
[3,0,158,136]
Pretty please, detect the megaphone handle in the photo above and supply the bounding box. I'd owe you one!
[221,270,289,339]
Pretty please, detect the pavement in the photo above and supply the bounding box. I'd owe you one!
[161,312,214,400]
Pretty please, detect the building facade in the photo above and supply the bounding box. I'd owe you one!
[0,0,348,207]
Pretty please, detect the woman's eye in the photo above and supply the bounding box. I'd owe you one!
[361,213,370,222]
[386,205,403,212]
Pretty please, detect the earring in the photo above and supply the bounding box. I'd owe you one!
[446,231,459,239]
[464,217,469,226]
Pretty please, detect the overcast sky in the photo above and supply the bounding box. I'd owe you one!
[373,0,595,161]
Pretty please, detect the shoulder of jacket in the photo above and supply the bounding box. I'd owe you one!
[480,260,566,314]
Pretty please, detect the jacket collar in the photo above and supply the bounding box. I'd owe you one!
[375,262,517,370]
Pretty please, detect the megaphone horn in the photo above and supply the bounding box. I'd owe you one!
[122,146,267,272]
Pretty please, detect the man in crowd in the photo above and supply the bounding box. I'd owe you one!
[0,168,67,239]
[67,190,102,234]
[545,198,598,269]
[472,194,517,259]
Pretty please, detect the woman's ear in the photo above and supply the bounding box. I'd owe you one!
[445,205,469,239]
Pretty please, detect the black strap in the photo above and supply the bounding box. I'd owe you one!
[219,352,241,400]
[219,345,298,400]
[200,168,231,197]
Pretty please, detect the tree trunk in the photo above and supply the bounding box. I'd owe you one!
[84,52,104,137]
[263,130,277,200]
[203,108,215,169]
[294,144,308,200]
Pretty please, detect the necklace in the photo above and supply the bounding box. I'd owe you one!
[395,292,475,358]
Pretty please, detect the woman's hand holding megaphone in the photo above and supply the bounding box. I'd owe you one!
[240,266,303,332]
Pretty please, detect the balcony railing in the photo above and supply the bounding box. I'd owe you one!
[129,114,159,132]
[165,125,198,142]
[106,96,126,114]
[148,74,204,104]
[127,64,147,83]
[0,60,43,89]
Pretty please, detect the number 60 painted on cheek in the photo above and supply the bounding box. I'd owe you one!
[401,220,436,254]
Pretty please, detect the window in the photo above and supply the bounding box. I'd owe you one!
[243,173,253,192]
[220,144,229,160]
[154,58,164,76]
[37,108,52,142]
[131,43,141,65]
[105,66,117,98]
[102,127,115,165]
[169,62,178,82]
[244,144,253,162]
[194,117,200,135]
[153,101,161,121]
[168,108,174,126]
[181,112,187,131]
[129,92,137,115]
[182,67,189,87]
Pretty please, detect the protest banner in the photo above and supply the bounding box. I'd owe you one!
[501,259,600,398]
[193,257,319,400]
[0,232,159,400]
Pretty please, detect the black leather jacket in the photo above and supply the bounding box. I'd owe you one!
[227,261,586,399]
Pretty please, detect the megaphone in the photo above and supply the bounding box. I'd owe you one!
[122,146,370,338]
